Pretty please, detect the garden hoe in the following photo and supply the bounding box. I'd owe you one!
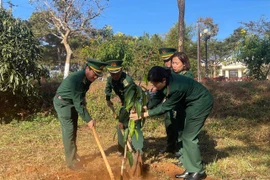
[91,126,115,180]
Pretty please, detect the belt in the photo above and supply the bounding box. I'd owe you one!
[56,94,65,101]
[56,94,73,103]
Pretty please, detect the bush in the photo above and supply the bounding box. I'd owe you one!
[0,9,48,97]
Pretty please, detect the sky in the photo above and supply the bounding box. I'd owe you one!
[2,0,270,40]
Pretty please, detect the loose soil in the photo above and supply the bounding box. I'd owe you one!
[15,149,217,180]
[1,124,218,180]
[1,81,221,180]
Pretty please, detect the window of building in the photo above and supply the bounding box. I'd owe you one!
[229,70,238,78]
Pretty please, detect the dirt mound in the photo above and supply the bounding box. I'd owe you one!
[25,153,216,180]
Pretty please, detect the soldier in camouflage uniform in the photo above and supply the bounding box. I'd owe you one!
[105,60,144,155]
[53,58,107,171]
[171,52,194,165]
[154,48,179,154]
[130,66,213,180]
[172,52,194,79]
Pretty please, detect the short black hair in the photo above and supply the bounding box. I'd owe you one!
[147,66,171,82]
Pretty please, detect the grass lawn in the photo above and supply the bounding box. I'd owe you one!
[0,80,269,180]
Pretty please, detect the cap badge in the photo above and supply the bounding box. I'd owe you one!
[111,62,117,67]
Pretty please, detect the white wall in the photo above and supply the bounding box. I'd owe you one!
[218,62,247,78]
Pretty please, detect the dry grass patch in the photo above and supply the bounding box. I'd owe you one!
[0,80,269,180]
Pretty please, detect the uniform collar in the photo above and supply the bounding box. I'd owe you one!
[180,70,187,75]
[162,77,171,97]
[83,76,91,85]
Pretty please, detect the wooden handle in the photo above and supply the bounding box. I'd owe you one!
[120,143,127,180]
[92,127,115,180]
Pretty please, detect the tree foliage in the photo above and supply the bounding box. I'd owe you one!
[235,17,270,80]
[165,23,197,76]
[198,17,219,37]
[29,11,64,67]
[240,16,270,37]
[0,9,47,96]
[29,0,109,78]
[237,34,270,80]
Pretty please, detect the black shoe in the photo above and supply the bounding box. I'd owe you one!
[174,160,183,167]
[175,170,189,178]
[175,152,181,158]
[184,172,207,180]
[68,163,84,171]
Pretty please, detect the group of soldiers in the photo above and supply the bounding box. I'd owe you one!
[53,48,213,180]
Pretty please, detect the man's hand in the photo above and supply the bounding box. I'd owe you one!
[130,111,149,120]
[106,100,117,118]
[88,120,95,129]
[129,112,141,121]
[118,122,124,129]
[142,106,147,112]
[150,86,157,93]
[106,100,113,107]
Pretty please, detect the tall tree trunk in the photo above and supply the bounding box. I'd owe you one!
[197,22,201,82]
[178,0,185,52]
[213,54,216,78]
[62,30,72,79]
[57,46,62,71]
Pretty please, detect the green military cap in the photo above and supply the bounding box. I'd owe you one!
[106,60,123,73]
[87,58,108,77]
[159,48,177,61]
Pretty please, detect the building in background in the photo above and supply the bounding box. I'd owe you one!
[218,62,247,79]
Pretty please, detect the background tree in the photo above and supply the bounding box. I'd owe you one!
[0,9,47,96]
[30,0,109,78]
[177,0,185,51]
[198,17,219,37]
[197,17,219,77]
[131,33,163,81]
[165,23,198,76]
[240,16,270,37]
[216,27,246,70]
[207,39,229,77]
[81,31,163,81]
[237,32,270,80]
[29,11,64,68]
[29,11,56,69]
[81,31,134,75]
[225,17,270,80]
[80,25,114,60]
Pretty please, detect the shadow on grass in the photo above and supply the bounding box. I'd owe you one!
[104,144,121,155]
[199,130,229,165]
[142,129,228,165]
[207,81,270,123]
